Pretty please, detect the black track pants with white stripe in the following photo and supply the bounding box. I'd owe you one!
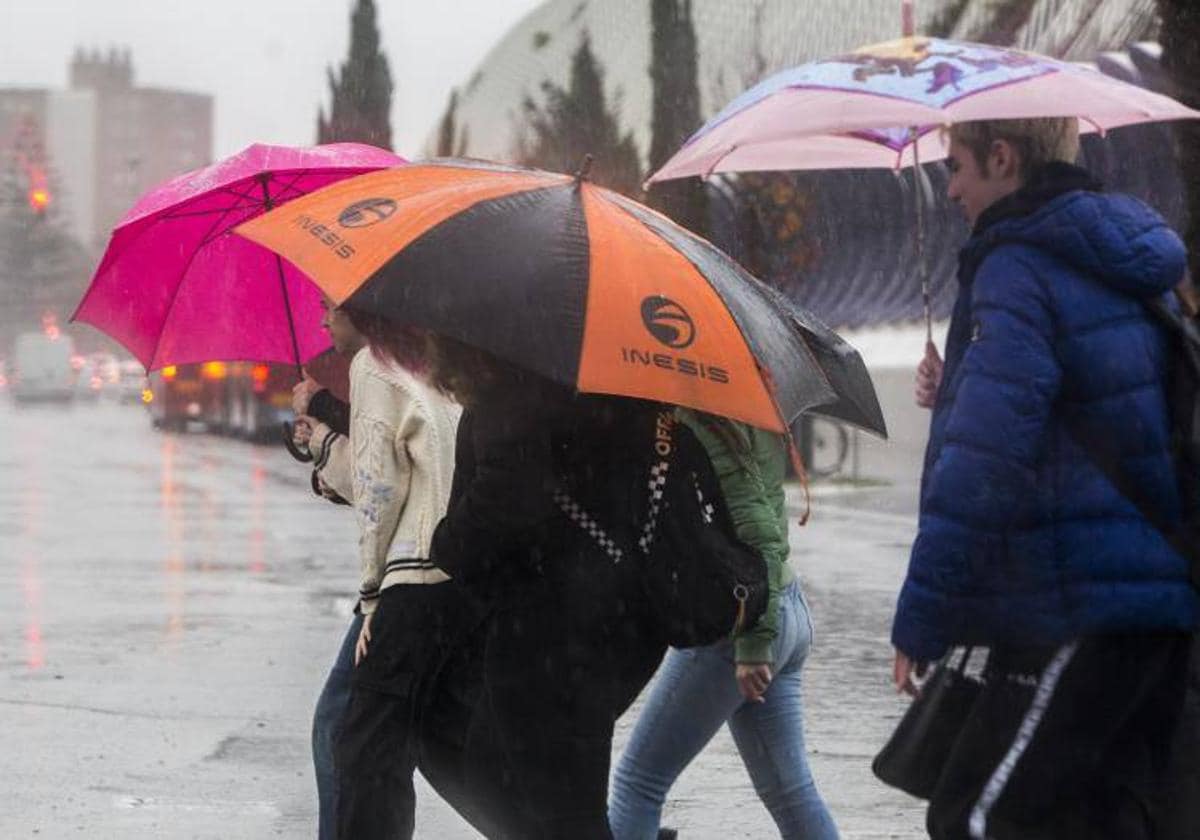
[927,631,1191,840]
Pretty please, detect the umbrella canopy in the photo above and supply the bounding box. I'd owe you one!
[649,36,1200,180]
[236,158,843,434]
[72,142,406,371]
[758,283,887,439]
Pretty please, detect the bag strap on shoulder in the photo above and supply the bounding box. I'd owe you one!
[554,409,679,563]
[1065,293,1200,574]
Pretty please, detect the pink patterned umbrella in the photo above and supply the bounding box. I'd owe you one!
[649,36,1200,181]
[649,35,1199,341]
[72,142,406,371]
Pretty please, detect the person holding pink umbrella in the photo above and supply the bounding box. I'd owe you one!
[70,141,410,839]
[292,301,460,840]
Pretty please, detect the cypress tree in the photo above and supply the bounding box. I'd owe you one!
[646,0,708,236]
[317,0,393,149]
[516,32,642,196]
[435,88,468,157]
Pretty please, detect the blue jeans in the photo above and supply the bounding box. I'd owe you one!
[312,613,362,840]
[608,582,838,839]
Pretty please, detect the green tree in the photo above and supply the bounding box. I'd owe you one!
[959,0,1037,45]
[926,0,969,38]
[722,4,819,287]
[646,0,708,236]
[516,32,642,195]
[317,0,393,149]
[1159,0,1200,282]
[0,158,91,351]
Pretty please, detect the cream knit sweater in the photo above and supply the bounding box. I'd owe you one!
[308,348,460,614]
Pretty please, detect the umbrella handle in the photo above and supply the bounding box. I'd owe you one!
[280,421,314,463]
[910,126,932,344]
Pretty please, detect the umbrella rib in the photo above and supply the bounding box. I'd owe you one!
[270,168,314,201]
[145,206,242,368]
[85,191,256,283]
[187,170,316,246]
[158,180,272,224]
[195,189,268,248]
[192,173,308,247]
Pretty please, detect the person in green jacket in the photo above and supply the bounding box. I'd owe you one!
[608,409,838,840]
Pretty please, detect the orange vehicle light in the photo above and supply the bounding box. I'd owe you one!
[201,361,227,380]
[141,388,154,404]
[251,363,270,394]
[162,365,178,381]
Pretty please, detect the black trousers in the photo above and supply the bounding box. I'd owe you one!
[928,631,1192,840]
[417,582,664,839]
[334,582,465,840]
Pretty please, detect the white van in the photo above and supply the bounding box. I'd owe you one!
[11,331,76,403]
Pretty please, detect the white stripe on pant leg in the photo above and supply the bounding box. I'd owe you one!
[968,640,1080,840]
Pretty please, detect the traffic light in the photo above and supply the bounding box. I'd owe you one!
[28,186,50,215]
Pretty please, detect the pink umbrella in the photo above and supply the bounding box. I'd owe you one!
[72,142,406,371]
[649,36,1200,181]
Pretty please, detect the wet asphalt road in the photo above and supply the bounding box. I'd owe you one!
[0,399,926,838]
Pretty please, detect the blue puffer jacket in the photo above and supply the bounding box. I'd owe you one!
[892,173,1199,662]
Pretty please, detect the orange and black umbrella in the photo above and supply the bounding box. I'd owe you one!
[235,159,837,435]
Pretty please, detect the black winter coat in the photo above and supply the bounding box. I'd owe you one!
[422,378,667,839]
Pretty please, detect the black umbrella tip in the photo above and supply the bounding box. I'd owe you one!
[573,154,594,183]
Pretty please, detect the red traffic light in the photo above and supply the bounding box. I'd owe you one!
[28,187,51,214]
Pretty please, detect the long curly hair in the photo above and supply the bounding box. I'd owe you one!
[423,334,528,407]
[342,308,429,375]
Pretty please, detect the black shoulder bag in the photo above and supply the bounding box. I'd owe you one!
[554,410,768,648]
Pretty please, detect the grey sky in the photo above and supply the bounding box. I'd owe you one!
[1,0,545,159]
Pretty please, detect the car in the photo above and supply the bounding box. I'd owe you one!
[87,352,121,396]
[116,359,148,403]
[73,358,105,402]
[10,330,76,403]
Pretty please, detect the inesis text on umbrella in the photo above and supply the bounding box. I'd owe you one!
[621,295,729,384]
[292,214,356,259]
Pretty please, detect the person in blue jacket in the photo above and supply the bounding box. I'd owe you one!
[891,116,1199,840]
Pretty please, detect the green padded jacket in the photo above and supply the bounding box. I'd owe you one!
[677,409,796,664]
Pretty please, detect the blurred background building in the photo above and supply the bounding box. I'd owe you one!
[0,48,212,352]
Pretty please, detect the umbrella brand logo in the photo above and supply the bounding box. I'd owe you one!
[337,198,398,228]
[623,296,728,384]
[294,215,357,260]
[641,296,696,349]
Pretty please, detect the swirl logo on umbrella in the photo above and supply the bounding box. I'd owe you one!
[337,197,398,228]
[641,296,696,349]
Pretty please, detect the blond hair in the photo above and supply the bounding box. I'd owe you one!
[947,118,1080,181]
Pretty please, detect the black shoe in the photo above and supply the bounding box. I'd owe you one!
[657,830,678,840]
